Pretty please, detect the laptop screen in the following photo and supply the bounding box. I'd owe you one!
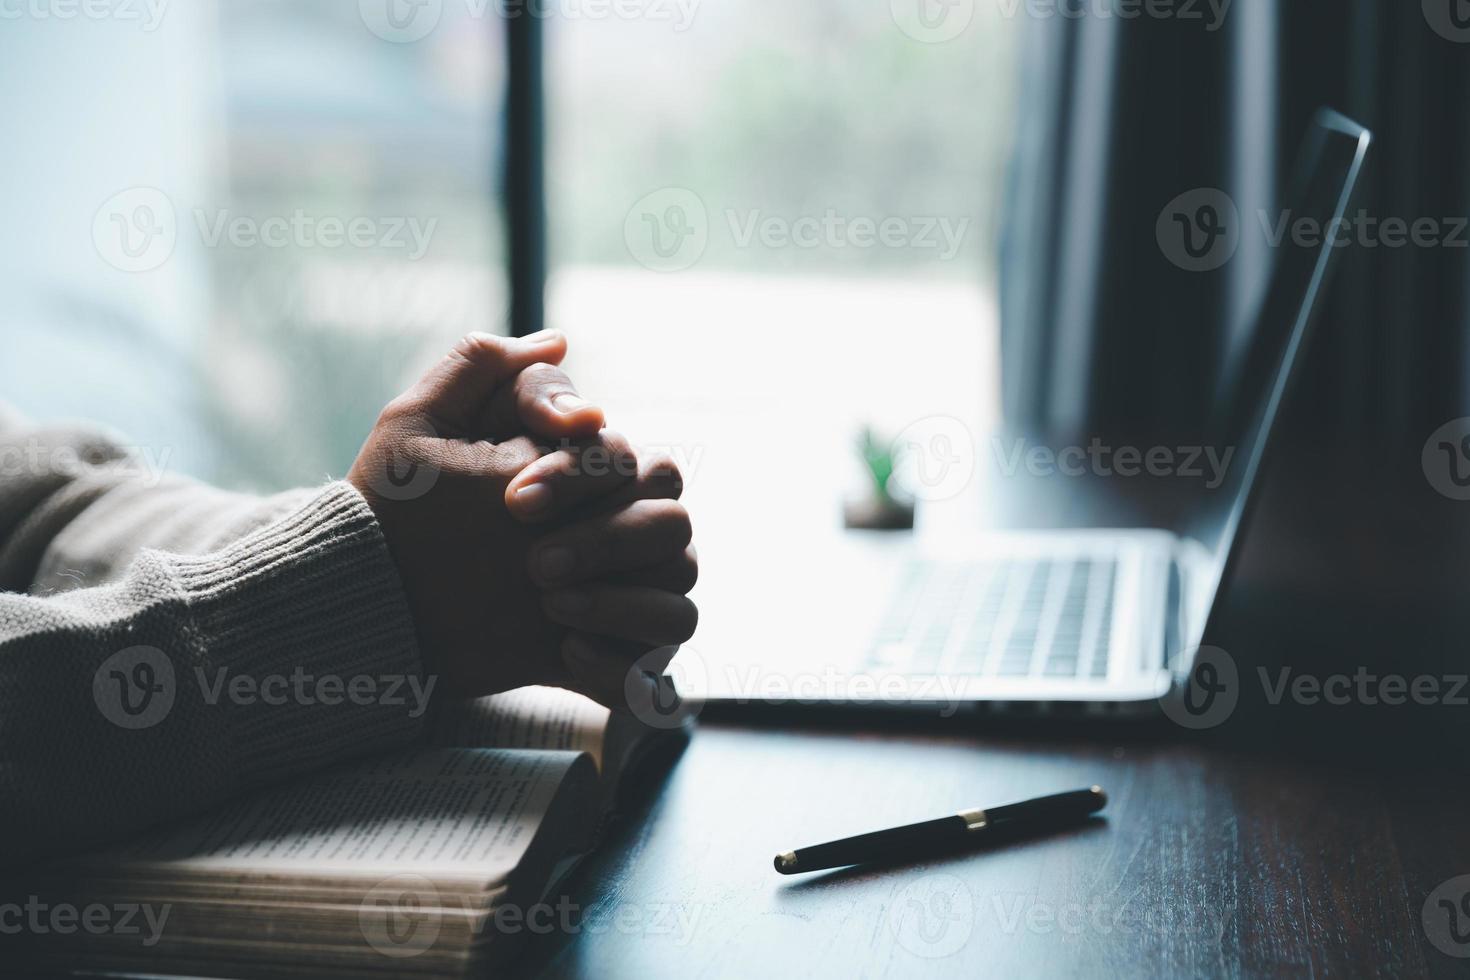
[1180,110,1372,656]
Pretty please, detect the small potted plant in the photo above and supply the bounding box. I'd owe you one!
[844,426,916,530]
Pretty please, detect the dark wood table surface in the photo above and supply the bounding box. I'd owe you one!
[509,435,1470,979]
[510,719,1470,980]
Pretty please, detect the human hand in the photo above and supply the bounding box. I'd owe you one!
[348,331,696,705]
[510,443,698,706]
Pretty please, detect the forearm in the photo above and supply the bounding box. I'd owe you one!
[0,482,428,870]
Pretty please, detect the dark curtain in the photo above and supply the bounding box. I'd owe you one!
[1000,0,1470,444]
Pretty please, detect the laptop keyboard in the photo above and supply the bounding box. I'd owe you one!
[864,557,1117,680]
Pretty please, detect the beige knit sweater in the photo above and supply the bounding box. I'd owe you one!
[0,406,426,869]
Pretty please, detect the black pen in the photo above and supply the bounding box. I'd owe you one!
[773,786,1107,874]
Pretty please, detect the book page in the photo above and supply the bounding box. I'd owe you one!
[434,687,611,772]
[76,748,585,888]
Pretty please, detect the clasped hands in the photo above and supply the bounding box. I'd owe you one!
[348,331,696,709]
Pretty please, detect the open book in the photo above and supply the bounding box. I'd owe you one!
[8,686,692,977]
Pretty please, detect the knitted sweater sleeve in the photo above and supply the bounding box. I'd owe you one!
[0,410,428,869]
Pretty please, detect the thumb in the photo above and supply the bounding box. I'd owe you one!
[405,330,567,430]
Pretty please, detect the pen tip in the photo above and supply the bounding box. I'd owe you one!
[1091,785,1107,808]
[774,851,798,874]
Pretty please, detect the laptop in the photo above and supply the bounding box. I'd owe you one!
[692,110,1372,720]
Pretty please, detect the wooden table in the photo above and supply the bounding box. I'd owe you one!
[509,714,1470,979]
[509,436,1470,978]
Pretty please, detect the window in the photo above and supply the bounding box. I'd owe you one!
[4,2,1019,512]
[547,2,1020,535]
[2,1,506,492]
[206,0,508,490]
